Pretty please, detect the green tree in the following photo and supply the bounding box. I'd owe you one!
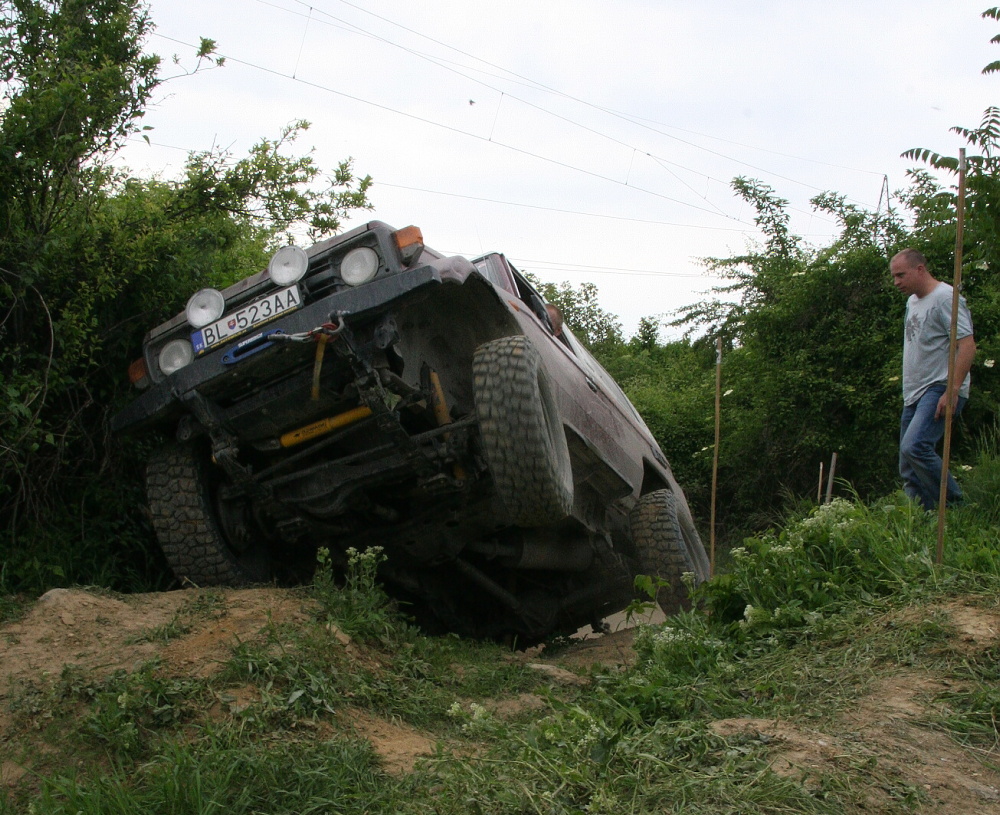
[1,0,160,552]
[898,8,1000,445]
[529,278,623,350]
[669,179,910,530]
[0,0,371,591]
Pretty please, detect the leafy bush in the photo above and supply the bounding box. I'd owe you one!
[699,498,939,632]
[0,2,371,594]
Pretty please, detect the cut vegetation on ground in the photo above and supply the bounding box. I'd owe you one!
[4,457,1000,813]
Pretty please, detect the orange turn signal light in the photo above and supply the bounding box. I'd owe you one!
[127,357,150,388]
[393,225,424,265]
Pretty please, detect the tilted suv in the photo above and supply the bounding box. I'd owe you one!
[114,221,709,640]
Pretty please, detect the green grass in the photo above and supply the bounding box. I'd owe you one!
[6,460,1000,813]
[15,735,390,815]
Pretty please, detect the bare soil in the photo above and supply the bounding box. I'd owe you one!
[3,588,1000,812]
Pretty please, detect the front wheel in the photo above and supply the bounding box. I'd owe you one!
[473,335,574,526]
[146,442,271,586]
[629,489,707,614]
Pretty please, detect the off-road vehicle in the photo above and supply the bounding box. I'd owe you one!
[113,221,709,640]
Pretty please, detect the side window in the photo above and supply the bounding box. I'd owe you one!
[472,255,515,295]
[473,254,574,354]
[506,265,532,302]
[508,266,555,331]
[508,265,576,354]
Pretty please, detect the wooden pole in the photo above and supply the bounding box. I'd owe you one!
[709,337,722,578]
[825,452,837,504]
[817,462,824,505]
[936,148,968,565]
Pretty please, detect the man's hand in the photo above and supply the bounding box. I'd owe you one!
[935,390,960,420]
[935,335,977,420]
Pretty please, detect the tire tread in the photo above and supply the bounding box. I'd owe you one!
[147,443,258,586]
[473,335,573,526]
[630,489,699,614]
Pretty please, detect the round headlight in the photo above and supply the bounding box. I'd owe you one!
[341,247,379,286]
[268,245,309,286]
[186,288,225,329]
[158,339,194,375]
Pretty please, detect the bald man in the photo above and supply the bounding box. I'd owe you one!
[890,248,976,509]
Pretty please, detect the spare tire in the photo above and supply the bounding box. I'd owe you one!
[473,335,573,526]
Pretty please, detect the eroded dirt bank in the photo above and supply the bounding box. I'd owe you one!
[3,588,1000,813]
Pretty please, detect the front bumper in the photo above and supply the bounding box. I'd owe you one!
[113,265,444,435]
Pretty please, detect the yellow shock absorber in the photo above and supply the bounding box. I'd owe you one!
[428,370,467,481]
[280,406,372,448]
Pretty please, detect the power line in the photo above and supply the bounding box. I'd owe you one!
[256,1,755,216]
[151,32,756,226]
[307,0,885,194]
[119,135,834,241]
[121,139,727,281]
[249,0,851,219]
[614,110,885,176]
[118,139,731,281]
[376,182,749,231]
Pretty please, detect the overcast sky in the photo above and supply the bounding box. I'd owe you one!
[117,0,997,338]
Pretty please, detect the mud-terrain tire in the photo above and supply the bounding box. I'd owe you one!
[473,335,573,526]
[630,489,705,614]
[147,443,270,586]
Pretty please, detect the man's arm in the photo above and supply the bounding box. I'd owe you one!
[935,334,977,419]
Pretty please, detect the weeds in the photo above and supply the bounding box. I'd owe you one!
[9,458,1000,813]
[313,546,408,644]
[20,735,391,815]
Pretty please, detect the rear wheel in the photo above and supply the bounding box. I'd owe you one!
[146,442,270,586]
[473,335,573,526]
[629,489,705,614]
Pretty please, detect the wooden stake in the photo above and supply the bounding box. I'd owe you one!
[825,452,838,504]
[709,337,722,578]
[937,148,968,565]
[817,462,824,505]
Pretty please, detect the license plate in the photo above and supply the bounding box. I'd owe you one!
[191,286,302,354]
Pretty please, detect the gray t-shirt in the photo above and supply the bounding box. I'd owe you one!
[902,282,973,406]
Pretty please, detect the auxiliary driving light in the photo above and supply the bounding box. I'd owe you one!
[268,245,309,286]
[186,288,225,329]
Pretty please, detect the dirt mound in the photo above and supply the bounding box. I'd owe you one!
[710,601,1000,814]
[3,588,1000,814]
[0,588,646,787]
[0,587,311,685]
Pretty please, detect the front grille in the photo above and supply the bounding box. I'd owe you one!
[302,255,346,300]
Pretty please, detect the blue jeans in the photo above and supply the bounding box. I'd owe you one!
[899,384,966,510]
